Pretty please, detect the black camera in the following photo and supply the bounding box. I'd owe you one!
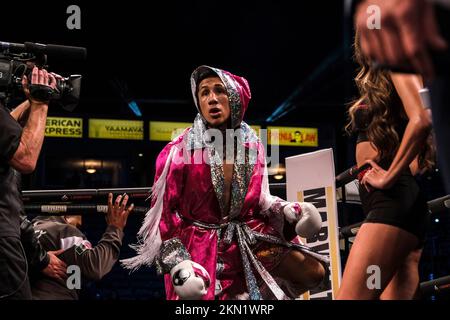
[0,41,86,111]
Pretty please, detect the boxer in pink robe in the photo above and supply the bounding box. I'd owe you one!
[123,66,328,300]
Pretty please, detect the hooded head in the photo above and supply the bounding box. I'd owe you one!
[190,66,251,129]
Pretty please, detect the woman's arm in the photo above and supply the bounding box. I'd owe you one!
[362,73,431,189]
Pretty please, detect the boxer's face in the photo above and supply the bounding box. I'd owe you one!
[198,76,230,129]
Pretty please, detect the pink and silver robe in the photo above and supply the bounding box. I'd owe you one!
[122,66,327,300]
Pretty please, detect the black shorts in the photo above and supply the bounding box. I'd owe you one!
[359,171,429,245]
[0,236,32,300]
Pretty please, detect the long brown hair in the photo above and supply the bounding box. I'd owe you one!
[346,33,435,171]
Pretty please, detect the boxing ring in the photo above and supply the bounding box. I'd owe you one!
[22,165,450,299]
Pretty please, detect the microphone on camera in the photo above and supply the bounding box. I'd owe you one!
[0,41,86,60]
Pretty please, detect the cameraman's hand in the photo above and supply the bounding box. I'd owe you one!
[22,67,57,105]
[49,72,64,83]
[106,193,134,231]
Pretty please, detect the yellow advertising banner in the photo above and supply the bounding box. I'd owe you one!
[149,122,263,142]
[267,126,318,147]
[45,117,83,138]
[149,121,192,141]
[89,119,144,140]
[249,125,261,137]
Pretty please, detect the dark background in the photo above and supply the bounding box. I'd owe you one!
[1,0,448,300]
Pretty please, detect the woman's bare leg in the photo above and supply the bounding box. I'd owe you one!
[380,248,422,300]
[336,222,419,300]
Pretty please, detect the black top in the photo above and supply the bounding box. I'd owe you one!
[353,104,371,144]
[353,105,407,145]
[353,104,408,169]
[0,105,24,238]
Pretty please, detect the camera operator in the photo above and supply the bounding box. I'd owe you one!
[0,66,67,300]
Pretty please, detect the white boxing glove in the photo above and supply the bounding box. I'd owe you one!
[283,202,322,238]
[170,260,211,300]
